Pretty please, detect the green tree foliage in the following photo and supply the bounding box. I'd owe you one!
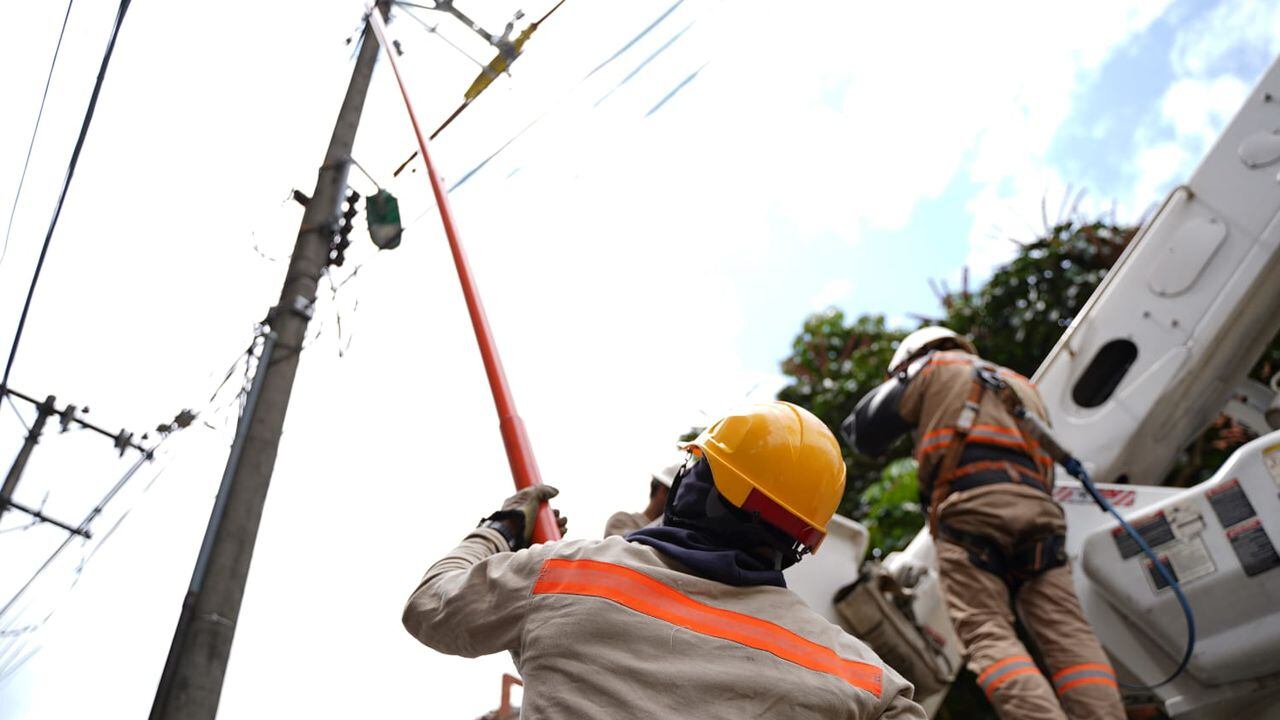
[940,221,1132,377]
[778,216,1280,717]
[860,458,923,556]
[777,313,908,516]
[779,217,1280,540]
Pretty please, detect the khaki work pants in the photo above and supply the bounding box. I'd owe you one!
[935,484,1125,720]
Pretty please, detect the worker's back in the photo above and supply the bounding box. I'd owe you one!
[898,350,1054,502]
[404,531,923,719]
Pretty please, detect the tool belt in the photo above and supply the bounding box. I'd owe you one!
[833,561,958,698]
[939,524,1067,592]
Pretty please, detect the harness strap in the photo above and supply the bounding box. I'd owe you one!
[927,363,988,532]
[943,460,1049,491]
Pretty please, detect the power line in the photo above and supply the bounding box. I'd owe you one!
[395,3,487,68]
[0,450,150,623]
[1,0,133,392]
[0,0,76,272]
[0,334,259,678]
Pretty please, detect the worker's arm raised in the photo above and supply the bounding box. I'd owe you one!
[401,486,566,657]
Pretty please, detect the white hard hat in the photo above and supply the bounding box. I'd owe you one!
[888,326,976,374]
[651,461,684,488]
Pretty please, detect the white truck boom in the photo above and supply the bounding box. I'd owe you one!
[787,53,1280,718]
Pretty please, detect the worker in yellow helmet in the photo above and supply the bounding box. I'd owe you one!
[402,401,925,719]
[842,327,1124,720]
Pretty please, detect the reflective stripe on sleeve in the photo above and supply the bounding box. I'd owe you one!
[1052,663,1118,695]
[531,558,883,697]
[977,655,1040,697]
[917,428,955,458]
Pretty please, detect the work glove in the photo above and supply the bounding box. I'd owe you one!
[483,485,567,550]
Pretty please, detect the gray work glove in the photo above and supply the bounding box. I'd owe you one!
[484,485,567,550]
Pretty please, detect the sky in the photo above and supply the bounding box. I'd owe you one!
[0,0,1277,717]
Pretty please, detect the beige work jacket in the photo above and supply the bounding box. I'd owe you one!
[900,350,1054,496]
[404,530,925,719]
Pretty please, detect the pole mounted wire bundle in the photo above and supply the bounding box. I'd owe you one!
[367,7,560,544]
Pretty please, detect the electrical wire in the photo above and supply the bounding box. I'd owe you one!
[0,0,76,272]
[0,450,151,622]
[0,330,263,680]
[1066,459,1196,690]
[394,3,488,68]
[1,0,133,392]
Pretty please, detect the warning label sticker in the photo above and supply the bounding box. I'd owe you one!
[1142,536,1216,592]
[1113,511,1175,559]
[1264,443,1280,487]
[1227,518,1280,577]
[1054,486,1136,507]
[1206,478,1256,528]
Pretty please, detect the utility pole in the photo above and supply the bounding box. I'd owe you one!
[0,395,54,526]
[150,5,388,718]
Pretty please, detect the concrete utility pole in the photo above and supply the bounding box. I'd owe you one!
[150,5,388,718]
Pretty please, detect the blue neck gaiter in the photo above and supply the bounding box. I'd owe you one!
[627,460,787,588]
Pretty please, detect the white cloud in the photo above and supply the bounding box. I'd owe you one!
[957,0,1173,276]
[1169,0,1280,78]
[1116,2,1278,221]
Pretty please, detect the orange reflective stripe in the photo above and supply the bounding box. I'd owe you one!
[919,356,973,376]
[917,429,954,457]
[943,460,1038,482]
[986,666,1040,693]
[977,655,1032,685]
[977,655,1041,698]
[970,424,1023,439]
[1051,662,1113,683]
[970,434,1026,449]
[1056,676,1118,695]
[1052,663,1117,696]
[532,558,883,697]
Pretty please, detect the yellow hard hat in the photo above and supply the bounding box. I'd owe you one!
[683,401,846,553]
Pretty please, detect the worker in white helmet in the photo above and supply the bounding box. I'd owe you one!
[842,327,1124,720]
[603,460,682,537]
[402,402,926,718]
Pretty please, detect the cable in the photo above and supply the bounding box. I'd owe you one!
[0,331,261,676]
[990,377,1194,689]
[1,0,133,392]
[1065,459,1195,690]
[0,450,151,621]
[395,3,487,68]
[0,0,76,272]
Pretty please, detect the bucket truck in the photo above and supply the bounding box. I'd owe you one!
[785,53,1280,718]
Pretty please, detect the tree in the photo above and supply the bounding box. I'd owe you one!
[936,220,1132,377]
[778,215,1280,717]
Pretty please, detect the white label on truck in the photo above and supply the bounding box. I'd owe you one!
[1167,500,1205,542]
[1142,536,1217,592]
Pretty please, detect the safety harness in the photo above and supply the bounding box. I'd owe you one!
[927,358,1066,591]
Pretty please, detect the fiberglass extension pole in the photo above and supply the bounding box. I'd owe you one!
[367,8,560,544]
